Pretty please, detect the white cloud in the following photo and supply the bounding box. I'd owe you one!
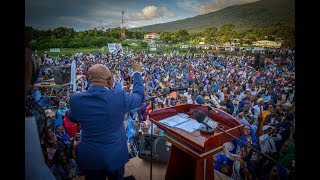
[128,5,175,21]
[141,6,158,19]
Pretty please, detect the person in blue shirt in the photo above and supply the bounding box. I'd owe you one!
[124,121,137,158]
[68,62,144,180]
[213,153,232,176]
[31,87,42,102]
[37,95,52,108]
[53,101,68,130]
[54,125,71,147]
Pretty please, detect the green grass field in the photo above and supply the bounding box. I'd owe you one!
[33,45,231,58]
[35,46,109,57]
[34,46,162,57]
[34,45,147,58]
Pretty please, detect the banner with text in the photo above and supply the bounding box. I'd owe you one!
[108,43,123,53]
[50,48,60,52]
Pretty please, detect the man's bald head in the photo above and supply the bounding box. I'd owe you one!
[89,64,113,88]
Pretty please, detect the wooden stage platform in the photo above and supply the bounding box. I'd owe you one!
[80,156,231,180]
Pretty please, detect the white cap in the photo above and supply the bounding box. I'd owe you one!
[223,142,235,152]
[262,125,272,131]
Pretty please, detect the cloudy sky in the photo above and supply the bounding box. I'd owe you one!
[26,0,258,31]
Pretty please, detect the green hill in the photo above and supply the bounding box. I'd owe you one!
[130,0,294,32]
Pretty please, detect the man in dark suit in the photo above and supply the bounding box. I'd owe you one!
[68,62,144,180]
[264,107,280,126]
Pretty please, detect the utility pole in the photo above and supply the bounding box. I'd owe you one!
[120,10,126,39]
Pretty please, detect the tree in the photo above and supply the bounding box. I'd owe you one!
[202,26,217,44]
[266,35,275,41]
[217,24,236,44]
[139,41,148,49]
[52,27,69,38]
[130,31,143,40]
[160,32,173,43]
[175,29,189,42]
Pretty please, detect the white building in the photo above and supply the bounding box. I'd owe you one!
[144,32,160,40]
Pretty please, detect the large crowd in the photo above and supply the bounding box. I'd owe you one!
[27,47,295,180]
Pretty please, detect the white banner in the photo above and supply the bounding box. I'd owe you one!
[70,59,77,92]
[108,43,123,53]
[108,43,116,53]
[116,43,123,53]
[49,48,60,52]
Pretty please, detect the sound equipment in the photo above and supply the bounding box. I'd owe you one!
[138,134,171,163]
[254,54,265,69]
[153,136,171,163]
[53,65,71,85]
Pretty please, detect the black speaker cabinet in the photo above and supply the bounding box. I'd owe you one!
[138,134,171,163]
[54,65,71,85]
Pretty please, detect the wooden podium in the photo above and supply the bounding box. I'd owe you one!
[149,104,243,180]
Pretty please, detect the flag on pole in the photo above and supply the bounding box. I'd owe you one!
[71,59,77,92]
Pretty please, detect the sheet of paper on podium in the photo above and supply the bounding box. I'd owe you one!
[159,113,203,132]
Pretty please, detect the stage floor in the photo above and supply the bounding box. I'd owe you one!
[80,157,231,180]
[125,157,167,180]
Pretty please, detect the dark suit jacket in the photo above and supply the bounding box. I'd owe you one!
[264,114,280,125]
[68,72,144,171]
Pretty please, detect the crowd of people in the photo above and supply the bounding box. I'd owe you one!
[26,47,295,179]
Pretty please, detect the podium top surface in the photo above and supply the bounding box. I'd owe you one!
[149,104,243,156]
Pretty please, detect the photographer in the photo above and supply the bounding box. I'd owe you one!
[259,125,282,157]
[25,34,55,179]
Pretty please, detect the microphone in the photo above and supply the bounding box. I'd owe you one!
[162,86,187,94]
[195,111,218,135]
[195,106,286,169]
[195,95,205,105]
[170,86,188,92]
[195,95,219,114]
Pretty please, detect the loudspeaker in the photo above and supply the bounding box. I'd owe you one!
[54,65,71,85]
[153,136,171,163]
[254,54,265,69]
[138,134,171,163]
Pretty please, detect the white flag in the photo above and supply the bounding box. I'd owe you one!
[71,59,77,92]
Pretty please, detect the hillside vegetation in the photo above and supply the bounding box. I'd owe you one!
[26,0,295,51]
[130,0,294,32]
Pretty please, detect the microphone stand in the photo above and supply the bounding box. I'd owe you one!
[147,91,171,180]
[215,125,283,167]
[206,104,238,127]
[204,106,285,168]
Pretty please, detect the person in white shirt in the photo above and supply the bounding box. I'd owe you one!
[253,98,264,119]
[223,145,251,180]
[218,89,225,101]
[259,125,282,155]
[183,88,192,102]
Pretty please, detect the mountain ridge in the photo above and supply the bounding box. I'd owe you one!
[130,0,294,32]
